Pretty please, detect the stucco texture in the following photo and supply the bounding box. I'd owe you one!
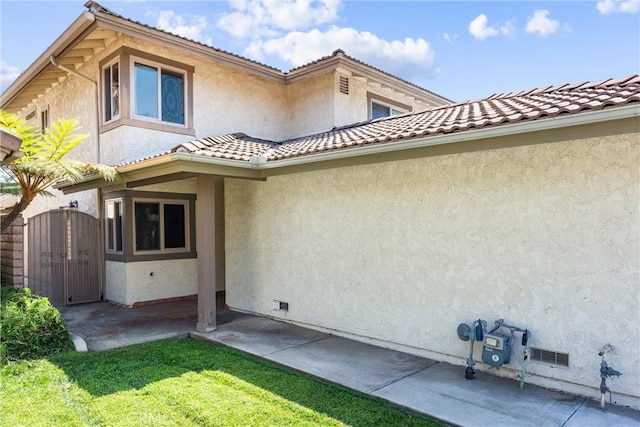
[225,131,639,408]
[105,259,197,306]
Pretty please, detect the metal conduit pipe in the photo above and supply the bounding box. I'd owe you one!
[49,55,100,164]
[49,55,104,242]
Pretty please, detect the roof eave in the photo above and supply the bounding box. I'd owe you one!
[91,12,284,83]
[285,55,450,105]
[57,104,639,193]
[259,104,640,172]
[0,12,96,110]
[56,152,263,194]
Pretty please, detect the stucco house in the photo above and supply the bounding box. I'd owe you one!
[1,2,638,410]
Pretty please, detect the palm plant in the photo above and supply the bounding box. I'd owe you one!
[0,110,118,232]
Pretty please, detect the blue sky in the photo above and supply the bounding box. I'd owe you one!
[1,0,639,102]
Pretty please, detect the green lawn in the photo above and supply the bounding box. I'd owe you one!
[1,338,445,426]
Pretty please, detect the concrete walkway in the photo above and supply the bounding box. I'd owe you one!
[60,302,640,427]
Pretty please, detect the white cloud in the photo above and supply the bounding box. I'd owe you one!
[468,15,515,40]
[244,26,435,75]
[217,0,342,38]
[525,9,563,37]
[500,20,517,37]
[469,14,498,40]
[0,62,21,91]
[154,10,213,45]
[218,0,435,78]
[443,32,458,44]
[597,0,639,14]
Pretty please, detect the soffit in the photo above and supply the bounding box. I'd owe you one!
[1,21,118,114]
[286,50,451,106]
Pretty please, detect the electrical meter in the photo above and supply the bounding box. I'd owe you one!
[482,332,511,367]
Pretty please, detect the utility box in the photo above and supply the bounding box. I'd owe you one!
[482,332,511,367]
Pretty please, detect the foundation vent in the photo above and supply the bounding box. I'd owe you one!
[531,348,569,367]
[339,76,349,95]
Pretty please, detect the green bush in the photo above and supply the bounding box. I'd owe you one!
[1,286,74,364]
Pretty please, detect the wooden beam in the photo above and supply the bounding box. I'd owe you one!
[74,39,105,49]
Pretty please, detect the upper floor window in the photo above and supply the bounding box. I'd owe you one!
[371,100,406,120]
[103,61,120,122]
[99,47,194,135]
[133,60,185,125]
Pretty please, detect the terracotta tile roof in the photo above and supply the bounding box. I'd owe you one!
[169,75,639,164]
[173,134,277,162]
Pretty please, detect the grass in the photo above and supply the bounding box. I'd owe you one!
[1,338,445,427]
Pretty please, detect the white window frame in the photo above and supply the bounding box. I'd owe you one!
[132,198,190,255]
[102,60,120,123]
[370,99,407,119]
[130,57,187,127]
[105,198,123,254]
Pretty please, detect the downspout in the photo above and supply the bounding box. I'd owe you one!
[49,55,100,164]
[50,56,105,297]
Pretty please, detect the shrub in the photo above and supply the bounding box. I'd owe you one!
[1,286,74,363]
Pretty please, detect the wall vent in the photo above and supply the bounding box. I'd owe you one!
[339,76,349,95]
[25,109,36,121]
[531,348,569,367]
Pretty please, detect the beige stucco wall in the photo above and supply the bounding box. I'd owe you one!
[17,51,103,279]
[225,130,640,409]
[287,73,336,138]
[96,35,290,158]
[105,259,197,306]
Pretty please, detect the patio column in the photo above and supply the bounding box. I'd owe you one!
[196,174,217,332]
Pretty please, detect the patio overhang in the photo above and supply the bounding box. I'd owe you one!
[56,152,265,194]
[0,129,23,164]
[56,105,640,195]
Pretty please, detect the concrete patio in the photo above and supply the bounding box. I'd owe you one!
[59,300,640,427]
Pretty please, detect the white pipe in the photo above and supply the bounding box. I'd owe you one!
[49,55,100,164]
[49,55,103,223]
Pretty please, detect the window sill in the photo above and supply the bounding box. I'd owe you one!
[106,251,197,263]
[100,117,195,136]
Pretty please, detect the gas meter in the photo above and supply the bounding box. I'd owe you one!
[482,331,511,367]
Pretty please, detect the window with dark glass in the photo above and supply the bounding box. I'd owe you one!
[40,109,49,134]
[371,100,406,120]
[135,202,160,251]
[164,203,186,248]
[133,200,188,253]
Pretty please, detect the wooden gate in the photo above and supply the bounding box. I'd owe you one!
[28,209,103,305]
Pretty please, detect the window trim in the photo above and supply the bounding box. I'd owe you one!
[40,107,49,133]
[131,56,187,127]
[103,190,196,262]
[105,198,124,255]
[102,59,120,123]
[98,47,195,136]
[367,93,411,120]
[132,198,190,255]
